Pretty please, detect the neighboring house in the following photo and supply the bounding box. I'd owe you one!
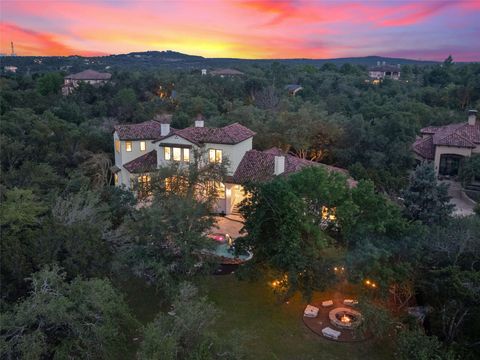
[62,69,111,95]
[4,66,17,73]
[413,110,479,177]
[285,84,303,96]
[368,62,400,81]
[209,68,244,78]
[113,117,355,215]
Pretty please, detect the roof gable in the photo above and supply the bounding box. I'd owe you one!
[413,136,435,160]
[421,121,479,148]
[155,123,255,145]
[114,120,164,140]
[123,150,157,173]
[233,148,356,187]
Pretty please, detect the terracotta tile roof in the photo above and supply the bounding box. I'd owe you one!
[114,120,166,140]
[65,69,111,80]
[419,121,479,148]
[413,137,435,160]
[123,150,157,173]
[435,132,475,147]
[369,65,400,72]
[414,118,479,159]
[233,148,356,187]
[156,123,255,145]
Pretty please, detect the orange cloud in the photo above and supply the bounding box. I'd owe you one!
[0,23,104,56]
[0,0,478,60]
[378,1,453,27]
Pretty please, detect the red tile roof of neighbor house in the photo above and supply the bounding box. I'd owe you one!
[412,137,435,160]
[114,118,171,140]
[413,120,480,159]
[156,123,255,145]
[65,69,112,80]
[232,147,357,188]
[123,150,157,173]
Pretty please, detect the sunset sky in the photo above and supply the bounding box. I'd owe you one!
[1,0,479,61]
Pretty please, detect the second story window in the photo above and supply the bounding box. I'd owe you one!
[140,141,146,151]
[209,149,222,164]
[115,140,120,153]
[126,141,132,152]
[164,147,171,160]
[163,146,190,162]
[173,147,181,161]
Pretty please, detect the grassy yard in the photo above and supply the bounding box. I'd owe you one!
[118,273,394,360]
[199,275,394,360]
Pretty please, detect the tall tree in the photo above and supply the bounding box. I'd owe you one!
[1,266,138,360]
[402,162,454,225]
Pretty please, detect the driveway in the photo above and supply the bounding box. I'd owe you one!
[444,181,476,217]
[209,215,245,239]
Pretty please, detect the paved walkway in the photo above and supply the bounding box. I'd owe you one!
[444,181,476,217]
[209,215,245,239]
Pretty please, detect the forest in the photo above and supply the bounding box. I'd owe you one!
[1,57,479,359]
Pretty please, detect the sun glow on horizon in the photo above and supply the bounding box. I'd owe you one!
[1,0,479,61]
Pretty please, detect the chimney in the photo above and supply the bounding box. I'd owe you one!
[468,109,477,126]
[194,114,204,127]
[274,156,285,175]
[161,123,170,136]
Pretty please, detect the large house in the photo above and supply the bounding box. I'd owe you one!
[368,63,401,81]
[62,69,111,95]
[112,117,354,214]
[413,110,479,177]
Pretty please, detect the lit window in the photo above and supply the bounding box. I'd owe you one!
[183,148,190,162]
[125,141,132,152]
[217,182,225,199]
[173,147,181,161]
[137,175,151,198]
[140,141,146,151]
[114,173,119,185]
[209,149,222,163]
[321,206,337,221]
[165,176,188,192]
[115,140,120,153]
[206,181,225,199]
[164,147,171,160]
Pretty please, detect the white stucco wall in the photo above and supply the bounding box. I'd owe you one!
[204,137,252,175]
[433,145,473,175]
[156,135,197,167]
[113,131,156,187]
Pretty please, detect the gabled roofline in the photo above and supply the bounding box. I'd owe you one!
[152,131,200,146]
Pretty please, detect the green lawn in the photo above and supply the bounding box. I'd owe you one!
[119,273,395,360]
[198,275,394,360]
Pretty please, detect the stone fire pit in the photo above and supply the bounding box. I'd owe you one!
[329,307,362,329]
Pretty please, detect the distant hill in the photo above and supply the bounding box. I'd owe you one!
[0,50,443,74]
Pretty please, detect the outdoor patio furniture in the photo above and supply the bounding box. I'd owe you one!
[343,299,358,306]
[322,327,341,340]
[304,305,319,318]
[322,300,334,307]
